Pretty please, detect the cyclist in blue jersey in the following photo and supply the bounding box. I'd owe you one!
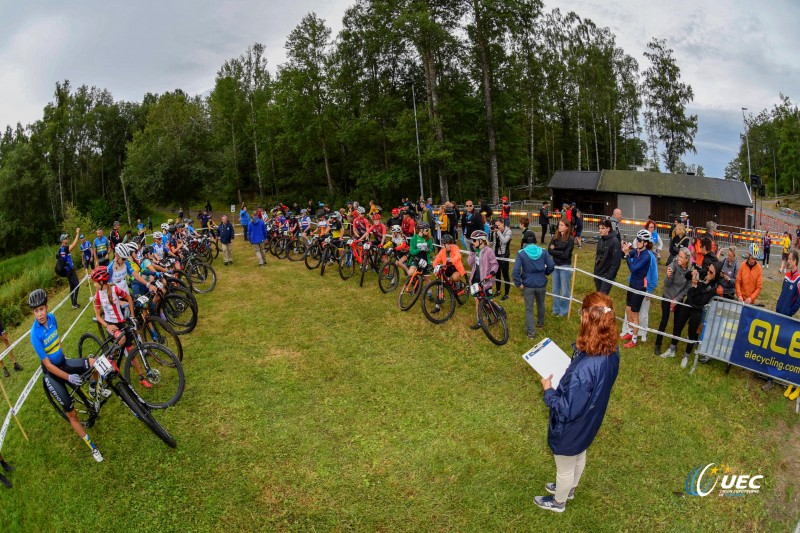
[299,209,312,235]
[79,234,93,272]
[94,227,110,267]
[151,232,169,261]
[28,289,103,462]
[58,228,82,309]
[136,218,145,233]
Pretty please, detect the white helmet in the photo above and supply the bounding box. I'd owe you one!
[390,225,402,233]
[357,206,365,215]
[160,223,170,232]
[636,229,652,242]
[115,243,130,259]
[153,232,163,239]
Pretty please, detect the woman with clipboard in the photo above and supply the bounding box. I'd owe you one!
[534,292,620,513]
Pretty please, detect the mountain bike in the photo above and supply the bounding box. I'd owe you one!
[398,261,428,311]
[338,239,365,284]
[470,281,509,346]
[284,232,307,261]
[319,236,342,276]
[304,235,323,270]
[420,265,468,324]
[78,316,185,409]
[44,345,177,448]
[377,247,408,294]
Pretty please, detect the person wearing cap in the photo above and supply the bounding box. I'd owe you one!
[387,207,403,232]
[679,211,690,228]
[58,228,81,309]
[500,196,511,228]
[93,228,110,267]
[79,234,93,272]
[736,244,762,305]
[539,202,550,243]
[109,221,122,259]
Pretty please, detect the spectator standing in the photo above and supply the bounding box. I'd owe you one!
[736,244,762,305]
[445,202,458,240]
[205,200,213,212]
[717,246,739,299]
[79,234,93,272]
[620,230,653,349]
[218,215,235,266]
[777,249,800,398]
[94,228,110,267]
[461,200,484,250]
[539,202,550,243]
[248,210,267,267]
[500,196,511,228]
[109,221,122,259]
[491,218,513,300]
[513,233,554,339]
[533,291,619,514]
[593,220,621,294]
[436,205,449,245]
[478,198,493,222]
[240,204,250,242]
[519,216,537,248]
[621,237,658,344]
[693,221,718,266]
[780,231,791,272]
[655,248,691,357]
[136,218,145,233]
[609,208,622,241]
[147,216,153,232]
[178,207,184,219]
[574,210,584,249]
[58,229,82,309]
[761,232,771,269]
[645,220,662,261]
[667,223,690,266]
[548,219,574,317]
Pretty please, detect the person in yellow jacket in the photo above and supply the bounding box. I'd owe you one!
[436,205,449,244]
[780,231,792,273]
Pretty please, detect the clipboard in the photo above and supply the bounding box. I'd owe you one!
[522,338,572,389]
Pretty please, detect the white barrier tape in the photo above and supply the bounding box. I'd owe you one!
[0,274,89,364]
[0,298,93,453]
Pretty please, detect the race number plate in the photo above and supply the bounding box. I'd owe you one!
[363,242,371,250]
[155,280,164,289]
[93,355,114,378]
[346,239,353,245]
[470,283,481,296]
[136,295,149,306]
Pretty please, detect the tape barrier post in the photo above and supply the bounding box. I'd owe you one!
[566,253,578,320]
[0,379,27,441]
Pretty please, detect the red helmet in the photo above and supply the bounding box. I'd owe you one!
[372,213,382,221]
[391,207,400,216]
[501,196,508,201]
[91,265,110,283]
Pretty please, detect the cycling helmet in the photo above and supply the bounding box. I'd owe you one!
[91,266,110,283]
[470,230,488,241]
[126,242,140,253]
[418,222,430,231]
[441,233,454,245]
[175,223,185,229]
[747,243,761,259]
[168,225,177,233]
[185,219,194,225]
[357,206,365,215]
[287,211,293,217]
[390,225,402,233]
[28,288,48,308]
[115,243,130,259]
[372,213,381,221]
[332,211,342,220]
[160,223,170,232]
[142,246,155,256]
[167,218,174,224]
[636,229,652,242]
[153,232,163,239]
[300,209,308,215]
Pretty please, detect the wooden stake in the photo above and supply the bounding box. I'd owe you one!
[567,252,578,320]
[0,379,28,442]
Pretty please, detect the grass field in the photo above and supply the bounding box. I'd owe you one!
[0,236,798,531]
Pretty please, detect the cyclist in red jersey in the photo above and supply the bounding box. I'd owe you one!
[361,213,387,247]
[401,210,416,238]
[352,207,370,240]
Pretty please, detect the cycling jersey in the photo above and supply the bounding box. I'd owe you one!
[433,245,466,275]
[107,260,135,294]
[94,285,129,323]
[58,245,75,272]
[368,223,386,243]
[30,313,65,366]
[353,216,369,238]
[152,241,167,260]
[316,220,329,235]
[300,216,311,231]
[80,241,93,263]
[94,236,109,260]
[401,217,416,238]
[409,234,433,262]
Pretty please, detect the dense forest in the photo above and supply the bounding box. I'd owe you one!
[0,0,716,257]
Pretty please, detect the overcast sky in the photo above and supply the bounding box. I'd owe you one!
[1,0,797,178]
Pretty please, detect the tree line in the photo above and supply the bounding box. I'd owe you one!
[0,0,702,258]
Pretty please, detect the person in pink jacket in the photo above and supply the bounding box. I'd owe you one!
[467,230,499,329]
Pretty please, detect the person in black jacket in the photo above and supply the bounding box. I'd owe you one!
[461,200,484,251]
[548,219,575,316]
[218,215,235,265]
[593,220,621,294]
[539,202,550,243]
[667,223,690,266]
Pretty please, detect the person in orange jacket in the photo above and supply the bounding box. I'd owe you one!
[432,233,465,282]
[736,244,763,305]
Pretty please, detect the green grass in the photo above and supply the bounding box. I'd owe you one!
[0,237,797,531]
[0,246,67,327]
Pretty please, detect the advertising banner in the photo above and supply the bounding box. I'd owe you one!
[730,305,800,386]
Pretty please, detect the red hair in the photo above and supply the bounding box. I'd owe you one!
[576,292,618,356]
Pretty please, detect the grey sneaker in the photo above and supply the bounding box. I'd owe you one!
[660,346,676,358]
[533,495,565,513]
[545,482,575,500]
[680,355,689,369]
[92,448,104,462]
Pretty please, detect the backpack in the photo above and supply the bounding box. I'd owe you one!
[55,252,68,277]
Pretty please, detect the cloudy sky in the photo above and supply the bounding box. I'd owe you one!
[1,0,797,178]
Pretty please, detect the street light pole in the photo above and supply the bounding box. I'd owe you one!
[773,146,778,199]
[742,107,753,227]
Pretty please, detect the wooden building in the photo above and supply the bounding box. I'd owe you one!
[548,169,752,228]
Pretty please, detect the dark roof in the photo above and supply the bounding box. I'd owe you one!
[549,169,752,207]
[548,171,601,191]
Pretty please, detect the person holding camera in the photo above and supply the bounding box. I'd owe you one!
[491,218,513,300]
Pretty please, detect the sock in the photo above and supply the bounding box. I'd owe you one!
[82,433,98,451]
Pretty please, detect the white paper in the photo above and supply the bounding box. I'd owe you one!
[522,338,572,390]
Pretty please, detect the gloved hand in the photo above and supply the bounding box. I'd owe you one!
[417,243,428,251]
[68,374,83,387]
[433,265,441,274]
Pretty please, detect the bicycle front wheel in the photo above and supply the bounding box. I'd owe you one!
[339,250,355,280]
[78,332,105,358]
[305,245,322,270]
[157,292,198,335]
[123,342,185,409]
[421,280,456,324]
[189,262,217,294]
[398,274,423,311]
[378,261,399,293]
[142,316,183,361]
[287,240,306,261]
[480,300,509,346]
[114,381,177,448]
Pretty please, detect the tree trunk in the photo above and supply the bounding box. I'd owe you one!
[474,0,499,204]
[592,108,600,171]
[529,103,535,195]
[321,135,334,194]
[119,155,132,227]
[422,48,449,202]
[249,98,263,201]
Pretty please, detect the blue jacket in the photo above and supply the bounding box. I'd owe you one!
[218,221,235,244]
[625,248,650,290]
[512,245,554,289]
[776,270,800,317]
[240,209,250,226]
[248,218,267,245]
[544,346,620,456]
[628,250,658,294]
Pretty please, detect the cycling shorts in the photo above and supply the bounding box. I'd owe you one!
[443,264,459,278]
[43,358,91,413]
[410,255,432,274]
[626,290,645,313]
[109,323,134,349]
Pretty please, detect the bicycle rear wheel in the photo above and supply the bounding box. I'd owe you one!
[320,248,329,276]
[188,262,217,294]
[142,316,183,361]
[378,261,399,293]
[304,245,322,270]
[123,342,185,409]
[114,381,176,448]
[480,300,509,346]
[398,274,423,311]
[78,332,105,358]
[157,292,198,335]
[42,377,96,428]
[287,239,306,261]
[421,280,456,324]
[339,250,355,279]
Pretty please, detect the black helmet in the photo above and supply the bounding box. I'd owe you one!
[168,225,177,233]
[441,233,454,245]
[29,289,48,308]
[142,245,155,255]
[418,222,430,231]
